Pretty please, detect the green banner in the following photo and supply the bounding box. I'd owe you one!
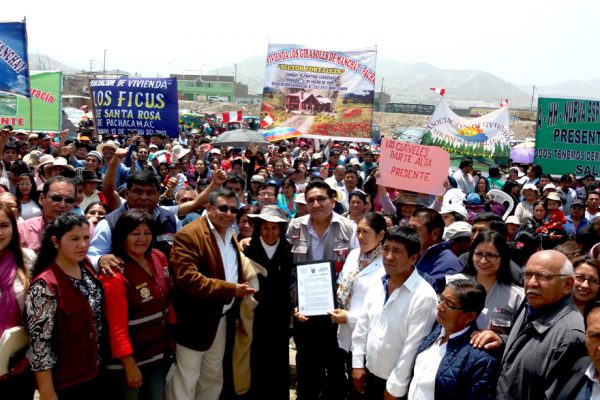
[534,96,600,176]
[0,71,62,132]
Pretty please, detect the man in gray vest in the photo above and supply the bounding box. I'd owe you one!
[286,180,358,400]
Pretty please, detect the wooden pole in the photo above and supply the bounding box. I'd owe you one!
[24,17,33,135]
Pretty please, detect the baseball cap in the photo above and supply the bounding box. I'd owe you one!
[443,221,472,241]
[251,175,265,183]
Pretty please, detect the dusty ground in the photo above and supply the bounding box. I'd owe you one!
[180,101,536,140]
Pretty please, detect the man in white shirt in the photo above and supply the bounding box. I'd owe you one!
[352,226,437,399]
[452,158,474,196]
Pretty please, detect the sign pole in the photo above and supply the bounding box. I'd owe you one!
[24,17,33,135]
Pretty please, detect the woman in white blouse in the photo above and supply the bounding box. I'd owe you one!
[330,212,386,395]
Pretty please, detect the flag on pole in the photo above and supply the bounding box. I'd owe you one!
[0,21,30,97]
[500,99,509,108]
[430,87,446,96]
[260,113,274,128]
[222,111,242,123]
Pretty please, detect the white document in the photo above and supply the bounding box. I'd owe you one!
[297,261,335,316]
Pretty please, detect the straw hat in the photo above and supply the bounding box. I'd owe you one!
[97,140,119,153]
[44,157,75,172]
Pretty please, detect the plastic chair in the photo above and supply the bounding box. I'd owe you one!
[487,189,514,221]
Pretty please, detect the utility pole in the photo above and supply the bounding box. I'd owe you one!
[103,49,107,76]
[234,63,237,83]
[89,60,95,76]
[530,84,536,112]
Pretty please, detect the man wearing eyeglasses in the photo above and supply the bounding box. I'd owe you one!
[167,187,257,400]
[18,175,76,253]
[471,250,586,400]
[287,180,358,400]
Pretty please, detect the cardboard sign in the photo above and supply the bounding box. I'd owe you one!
[378,138,450,195]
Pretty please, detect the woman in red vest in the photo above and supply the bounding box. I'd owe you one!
[101,209,171,400]
[26,213,104,400]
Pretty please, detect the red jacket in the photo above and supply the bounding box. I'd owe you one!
[102,250,170,368]
[34,259,100,390]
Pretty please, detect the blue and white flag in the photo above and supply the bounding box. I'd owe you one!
[0,22,30,97]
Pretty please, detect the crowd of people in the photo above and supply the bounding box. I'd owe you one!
[0,121,599,400]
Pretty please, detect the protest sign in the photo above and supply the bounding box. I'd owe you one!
[421,98,510,170]
[0,71,61,131]
[91,77,179,137]
[534,96,600,176]
[0,21,30,98]
[378,138,450,195]
[261,44,377,142]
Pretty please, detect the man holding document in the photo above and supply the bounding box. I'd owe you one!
[286,180,358,400]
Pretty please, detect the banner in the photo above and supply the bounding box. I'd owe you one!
[422,98,510,169]
[260,44,376,142]
[0,71,61,131]
[91,77,179,137]
[0,22,30,97]
[378,138,450,195]
[534,96,600,176]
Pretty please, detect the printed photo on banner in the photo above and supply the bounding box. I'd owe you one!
[534,96,600,176]
[0,21,30,98]
[421,98,510,171]
[91,77,179,137]
[0,71,62,132]
[378,138,450,196]
[260,44,377,142]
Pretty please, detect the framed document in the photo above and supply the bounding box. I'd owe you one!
[296,261,336,316]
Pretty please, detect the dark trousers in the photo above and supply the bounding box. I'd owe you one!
[365,369,387,400]
[0,370,35,400]
[55,374,106,400]
[294,316,346,400]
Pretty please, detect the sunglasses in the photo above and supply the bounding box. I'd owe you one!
[216,205,239,214]
[49,195,76,204]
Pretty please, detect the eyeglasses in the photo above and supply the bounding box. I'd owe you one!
[17,183,32,187]
[438,294,463,310]
[306,196,330,205]
[215,205,239,214]
[575,274,600,288]
[258,191,276,198]
[523,271,569,282]
[473,251,501,261]
[48,195,77,204]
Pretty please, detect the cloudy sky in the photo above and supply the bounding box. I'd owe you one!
[5,0,597,86]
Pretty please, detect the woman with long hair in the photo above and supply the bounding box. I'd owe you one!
[473,175,490,197]
[243,205,292,399]
[0,203,36,399]
[448,231,524,333]
[15,173,41,220]
[26,213,104,400]
[330,212,386,397]
[101,209,171,400]
[571,255,600,314]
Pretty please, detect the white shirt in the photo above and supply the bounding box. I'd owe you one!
[337,248,385,352]
[584,362,600,400]
[352,268,437,398]
[407,326,470,400]
[206,216,238,313]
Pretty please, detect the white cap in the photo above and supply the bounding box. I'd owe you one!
[443,221,472,241]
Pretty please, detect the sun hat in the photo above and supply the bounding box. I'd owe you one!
[97,140,119,153]
[505,215,521,225]
[36,154,55,171]
[295,193,307,205]
[440,203,468,219]
[172,144,191,160]
[546,192,562,203]
[44,157,75,172]
[251,175,265,183]
[248,205,289,223]
[81,170,102,183]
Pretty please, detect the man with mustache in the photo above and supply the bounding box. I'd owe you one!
[471,250,586,399]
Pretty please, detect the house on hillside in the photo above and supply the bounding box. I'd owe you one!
[285,91,332,113]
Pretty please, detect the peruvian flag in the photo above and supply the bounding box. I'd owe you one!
[222,111,242,123]
[430,87,446,96]
[260,113,274,128]
[500,99,509,108]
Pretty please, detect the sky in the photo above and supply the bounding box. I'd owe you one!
[5,0,598,86]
